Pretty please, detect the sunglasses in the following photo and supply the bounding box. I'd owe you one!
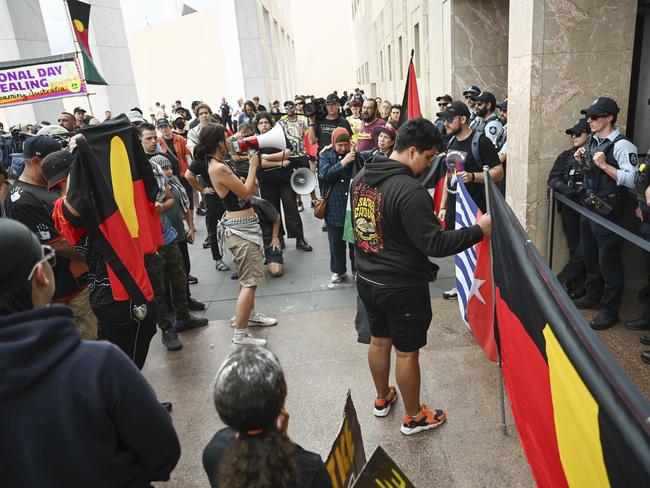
[587,113,607,120]
[27,244,56,281]
[438,102,449,107]
[464,95,477,101]
[570,132,586,138]
[295,102,304,105]
[443,116,459,125]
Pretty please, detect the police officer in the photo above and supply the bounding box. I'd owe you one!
[434,94,453,137]
[462,85,481,129]
[625,151,650,363]
[495,98,508,153]
[547,118,590,298]
[473,91,503,147]
[573,97,638,330]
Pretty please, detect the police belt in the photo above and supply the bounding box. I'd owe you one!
[554,191,650,252]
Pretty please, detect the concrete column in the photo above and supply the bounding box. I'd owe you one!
[449,0,509,101]
[0,0,63,126]
[235,0,268,102]
[507,0,638,259]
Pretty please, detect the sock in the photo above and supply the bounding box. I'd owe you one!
[234,328,248,339]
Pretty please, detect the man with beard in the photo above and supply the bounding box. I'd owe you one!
[356,99,386,153]
[436,101,503,300]
[473,92,503,147]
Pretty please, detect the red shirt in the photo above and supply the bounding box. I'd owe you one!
[356,118,386,152]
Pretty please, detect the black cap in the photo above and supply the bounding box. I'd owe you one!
[580,97,620,117]
[0,219,43,294]
[436,94,453,103]
[22,136,62,158]
[462,85,481,96]
[73,106,86,114]
[436,100,471,120]
[283,100,295,108]
[156,118,169,127]
[41,150,72,190]
[565,118,590,135]
[475,91,497,106]
[496,98,508,111]
[326,93,340,104]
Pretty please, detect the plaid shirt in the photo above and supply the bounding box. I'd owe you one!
[318,149,355,227]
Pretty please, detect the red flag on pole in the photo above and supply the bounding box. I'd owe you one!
[398,50,422,124]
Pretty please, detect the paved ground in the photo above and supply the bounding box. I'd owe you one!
[143,199,648,487]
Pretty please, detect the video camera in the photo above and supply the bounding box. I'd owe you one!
[634,154,650,203]
[303,97,327,119]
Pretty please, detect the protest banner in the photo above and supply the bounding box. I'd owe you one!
[0,53,87,108]
[326,391,367,488]
[352,446,415,488]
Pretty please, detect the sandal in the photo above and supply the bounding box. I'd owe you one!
[215,260,230,271]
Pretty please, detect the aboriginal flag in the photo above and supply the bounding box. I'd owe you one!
[398,50,422,125]
[62,114,162,303]
[66,0,107,85]
[488,177,650,487]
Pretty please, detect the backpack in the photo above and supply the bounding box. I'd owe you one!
[446,130,481,164]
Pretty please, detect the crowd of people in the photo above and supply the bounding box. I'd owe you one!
[0,80,648,486]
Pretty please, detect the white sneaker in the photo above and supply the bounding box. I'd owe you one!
[442,286,458,300]
[331,273,346,284]
[232,333,267,346]
[248,312,277,327]
[229,312,278,327]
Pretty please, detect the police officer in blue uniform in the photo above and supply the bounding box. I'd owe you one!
[572,97,638,330]
[473,92,503,147]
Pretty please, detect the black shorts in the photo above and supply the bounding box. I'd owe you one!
[356,277,432,352]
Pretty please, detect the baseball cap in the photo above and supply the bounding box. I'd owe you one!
[156,118,169,127]
[462,85,481,96]
[565,118,590,135]
[475,91,497,106]
[0,219,44,294]
[374,126,397,141]
[580,97,620,117]
[283,100,295,108]
[126,110,147,123]
[496,98,508,111]
[436,100,471,120]
[73,106,86,114]
[41,150,72,190]
[436,94,453,103]
[22,136,62,158]
[326,93,340,104]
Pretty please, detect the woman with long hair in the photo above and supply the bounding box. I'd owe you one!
[203,345,331,488]
[196,123,276,345]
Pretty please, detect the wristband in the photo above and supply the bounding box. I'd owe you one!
[309,124,315,127]
[471,173,476,182]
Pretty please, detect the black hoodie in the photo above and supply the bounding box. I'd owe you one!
[0,306,180,487]
[350,155,484,286]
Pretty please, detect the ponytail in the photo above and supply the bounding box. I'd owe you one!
[194,142,209,163]
[218,428,298,488]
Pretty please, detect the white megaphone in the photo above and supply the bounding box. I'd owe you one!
[232,123,287,153]
[290,167,317,195]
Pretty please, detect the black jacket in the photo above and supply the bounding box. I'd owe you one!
[0,306,180,488]
[350,155,484,286]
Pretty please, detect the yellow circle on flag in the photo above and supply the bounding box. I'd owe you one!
[73,19,84,32]
[68,79,81,93]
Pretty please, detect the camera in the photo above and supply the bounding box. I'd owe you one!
[634,158,650,202]
[303,97,327,119]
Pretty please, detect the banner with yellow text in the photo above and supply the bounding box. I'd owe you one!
[0,54,87,108]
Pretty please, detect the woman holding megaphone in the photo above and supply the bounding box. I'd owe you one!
[254,112,312,252]
[196,123,277,346]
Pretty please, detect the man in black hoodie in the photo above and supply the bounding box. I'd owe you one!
[0,219,181,487]
[350,118,491,436]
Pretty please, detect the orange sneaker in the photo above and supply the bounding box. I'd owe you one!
[400,404,446,435]
[373,386,398,417]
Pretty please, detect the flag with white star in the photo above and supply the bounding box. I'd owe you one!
[454,179,497,361]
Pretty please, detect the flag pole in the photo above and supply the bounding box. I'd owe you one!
[62,0,94,115]
[484,165,507,435]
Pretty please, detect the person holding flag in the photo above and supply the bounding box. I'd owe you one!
[350,118,492,435]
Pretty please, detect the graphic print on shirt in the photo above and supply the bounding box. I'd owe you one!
[445,149,468,192]
[353,184,384,252]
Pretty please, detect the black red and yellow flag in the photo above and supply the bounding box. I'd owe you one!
[488,177,650,487]
[66,0,107,85]
[61,115,162,303]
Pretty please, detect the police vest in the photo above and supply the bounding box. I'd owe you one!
[586,133,627,198]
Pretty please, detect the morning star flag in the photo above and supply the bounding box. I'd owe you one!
[487,177,650,487]
[66,0,107,85]
[54,115,162,303]
[398,50,422,125]
[454,179,497,362]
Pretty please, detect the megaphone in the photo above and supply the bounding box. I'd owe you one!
[290,167,317,195]
[232,123,287,153]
